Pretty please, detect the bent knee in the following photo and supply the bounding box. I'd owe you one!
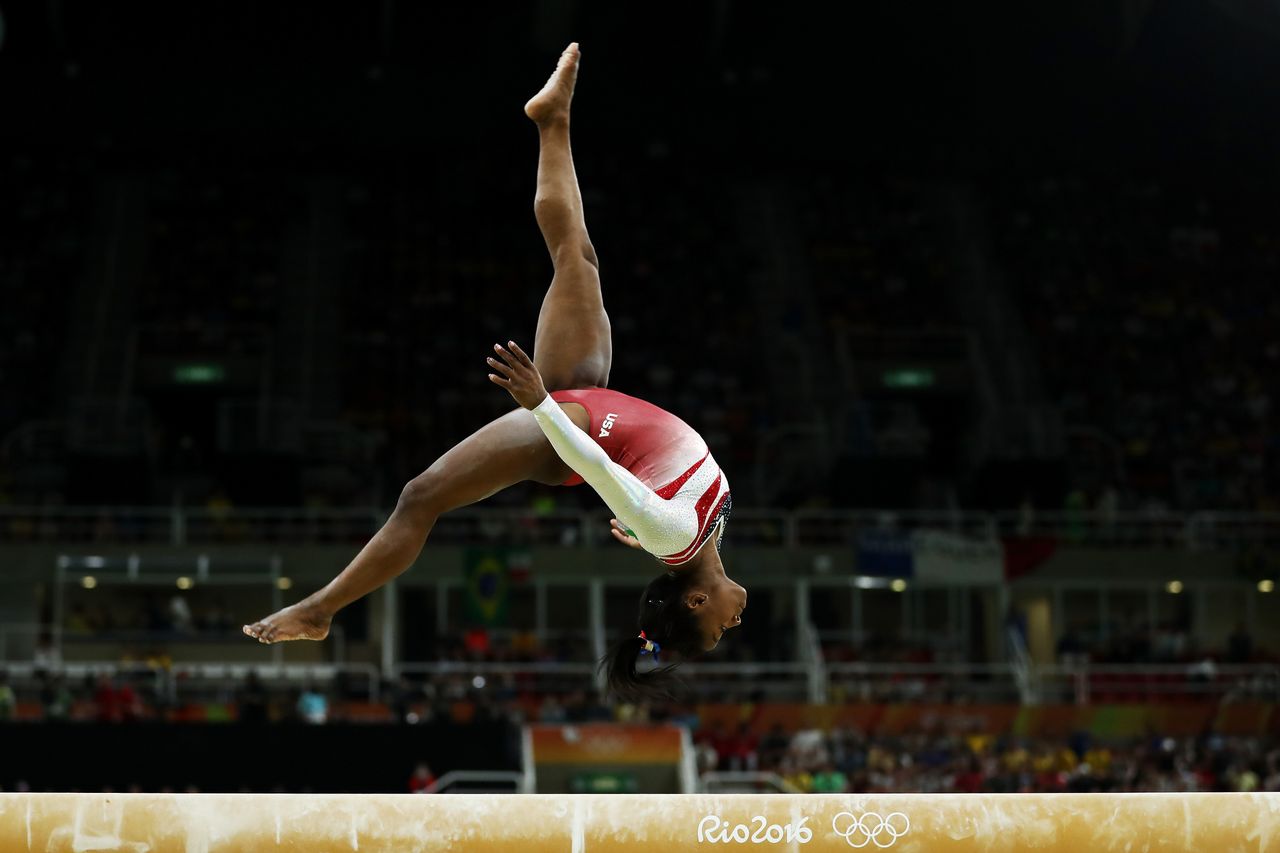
[397,471,443,517]
[552,241,599,271]
[540,354,611,393]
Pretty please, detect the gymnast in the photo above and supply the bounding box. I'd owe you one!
[243,43,746,700]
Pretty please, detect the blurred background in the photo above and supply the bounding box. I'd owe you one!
[1,0,1279,795]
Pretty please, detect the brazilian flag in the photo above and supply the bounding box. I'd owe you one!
[464,550,510,626]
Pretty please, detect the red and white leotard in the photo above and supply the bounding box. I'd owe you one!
[531,388,732,565]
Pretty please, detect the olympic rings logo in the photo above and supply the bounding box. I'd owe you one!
[830,812,911,849]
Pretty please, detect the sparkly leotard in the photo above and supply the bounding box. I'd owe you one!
[532,388,732,565]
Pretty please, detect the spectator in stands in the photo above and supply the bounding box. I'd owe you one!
[87,674,143,723]
[66,605,92,635]
[811,761,849,793]
[1229,761,1260,792]
[790,727,830,769]
[693,738,719,774]
[698,721,733,771]
[169,593,194,633]
[537,693,566,723]
[38,671,71,721]
[724,722,760,772]
[1265,751,1280,791]
[408,761,437,794]
[388,676,421,724]
[758,723,791,770]
[778,755,814,793]
[237,672,269,724]
[296,683,328,724]
[1055,623,1087,666]
[0,671,15,720]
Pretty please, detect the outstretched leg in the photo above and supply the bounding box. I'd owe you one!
[525,42,612,390]
[243,47,604,645]
[242,412,570,643]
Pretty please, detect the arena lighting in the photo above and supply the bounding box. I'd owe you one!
[890,579,908,592]
[1166,580,1184,594]
[1259,579,1275,593]
[276,577,293,591]
[176,576,194,590]
[80,576,97,589]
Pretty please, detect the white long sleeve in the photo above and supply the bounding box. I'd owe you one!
[525,388,732,564]
[529,394,660,535]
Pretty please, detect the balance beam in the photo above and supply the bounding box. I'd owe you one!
[2,792,1278,851]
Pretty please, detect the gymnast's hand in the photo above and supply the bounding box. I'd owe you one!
[609,518,645,549]
[488,340,548,410]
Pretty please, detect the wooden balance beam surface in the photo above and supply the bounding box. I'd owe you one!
[2,792,1278,852]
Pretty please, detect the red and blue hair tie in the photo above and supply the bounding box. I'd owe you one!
[638,630,661,660]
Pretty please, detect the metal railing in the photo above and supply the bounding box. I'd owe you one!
[396,661,817,701]
[2,658,1276,707]
[825,661,1280,705]
[397,660,1280,704]
[1,661,382,702]
[0,623,349,668]
[424,771,529,794]
[700,772,803,794]
[396,661,598,698]
[1,505,1278,548]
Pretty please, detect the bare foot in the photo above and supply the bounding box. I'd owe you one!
[242,600,332,644]
[524,42,579,125]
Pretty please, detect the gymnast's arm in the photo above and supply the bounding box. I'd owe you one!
[527,394,657,522]
[488,341,661,548]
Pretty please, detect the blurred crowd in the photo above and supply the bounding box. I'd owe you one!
[3,652,1278,797]
[695,722,1280,794]
[803,175,953,335]
[0,157,88,489]
[996,174,1280,513]
[0,665,628,728]
[3,660,1277,797]
[2,152,1279,517]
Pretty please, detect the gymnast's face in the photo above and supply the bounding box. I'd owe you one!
[690,578,747,652]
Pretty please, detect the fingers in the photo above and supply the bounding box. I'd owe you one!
[489,342,540,409]
[493,341,533,368]
[609,519,644,549]
[486,356,514,378]
[492,344,523,374]
[488,346,518,389]
[506,340,534,366]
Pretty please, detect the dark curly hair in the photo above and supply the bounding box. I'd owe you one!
[600,569,708,702]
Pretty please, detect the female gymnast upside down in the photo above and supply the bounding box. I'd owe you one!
[242,42,746,699]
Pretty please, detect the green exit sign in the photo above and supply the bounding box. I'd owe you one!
[882,368,935,389]
[172,363,227,384]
